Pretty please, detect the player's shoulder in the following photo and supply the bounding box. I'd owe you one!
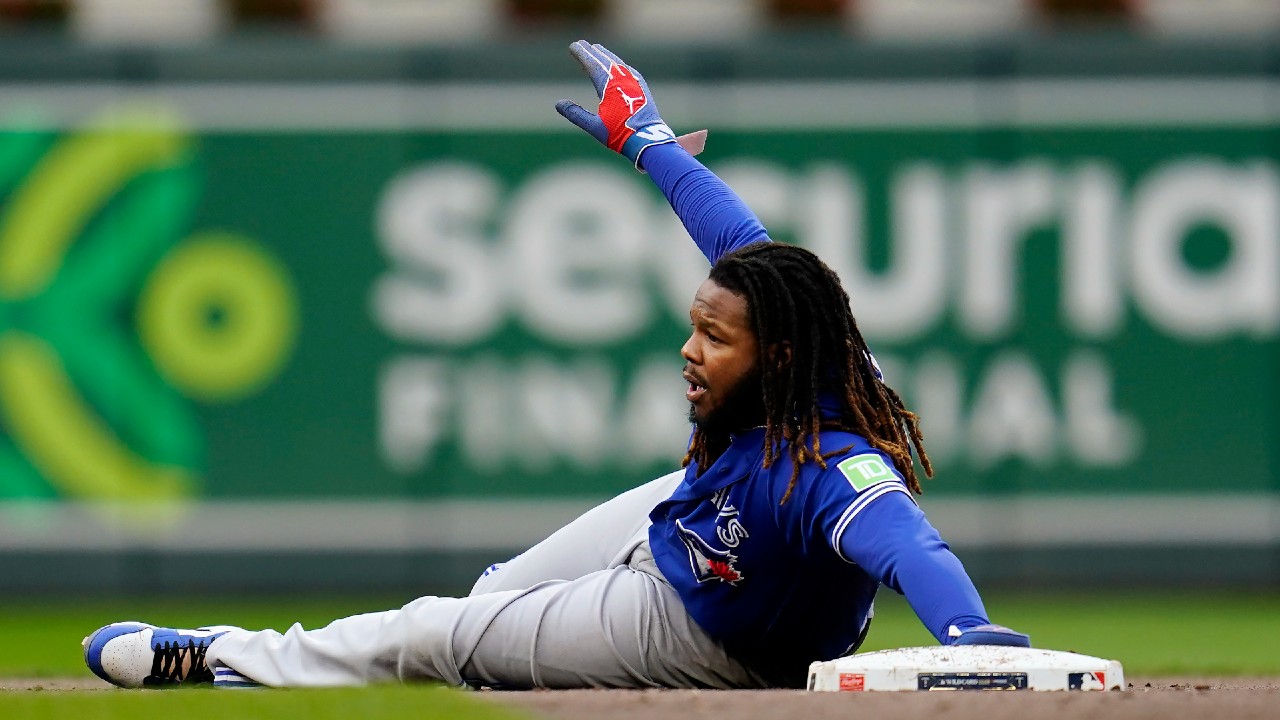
[813,428,880,468]
[816,430,907,496]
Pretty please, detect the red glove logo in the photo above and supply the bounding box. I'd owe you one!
[599,63,647,153]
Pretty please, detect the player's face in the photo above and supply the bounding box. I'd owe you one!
[681,278,761,431]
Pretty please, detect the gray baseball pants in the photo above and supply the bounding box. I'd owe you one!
[203,471,765,689]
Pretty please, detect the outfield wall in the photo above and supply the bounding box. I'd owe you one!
[0,35,1275,592]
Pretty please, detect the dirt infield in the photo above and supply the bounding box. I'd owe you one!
[6,677,1279,719]
[479,679,1280,720]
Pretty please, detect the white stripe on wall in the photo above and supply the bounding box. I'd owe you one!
[0,79,1278,131]
[0,495,1274,551]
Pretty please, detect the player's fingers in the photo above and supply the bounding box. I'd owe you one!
[953,624,1031,648]
[568,40,610,97]
[592,43,629,69]
[593,43,649,84]
[595,43,657,103]
[555,99,609,145]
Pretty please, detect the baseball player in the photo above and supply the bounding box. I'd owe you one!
[82,41,1029,691]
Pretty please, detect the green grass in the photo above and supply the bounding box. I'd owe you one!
[0,596,533,719]
[0,594,419,680]
[862,590,1280,676]
[0,686,526,720]
[0,590,1277,680]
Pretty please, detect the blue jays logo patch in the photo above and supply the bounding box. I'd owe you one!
[675,519,744,585]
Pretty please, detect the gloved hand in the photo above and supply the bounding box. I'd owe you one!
[555,40,707,170]
[949,624,1031,648]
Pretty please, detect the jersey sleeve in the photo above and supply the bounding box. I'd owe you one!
[811,451,916,563]
[639,141,771,264]
[837,492,990,644]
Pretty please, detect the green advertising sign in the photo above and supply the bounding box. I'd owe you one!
[0,121,297,502]
[360,126,1278,499]
[0,79,1275,551]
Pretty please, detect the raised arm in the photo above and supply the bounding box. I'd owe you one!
[555,40,770,265]
[641,144,770,264]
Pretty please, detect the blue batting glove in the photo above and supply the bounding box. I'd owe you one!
[556,40,704,170]
[949,624,1032,648]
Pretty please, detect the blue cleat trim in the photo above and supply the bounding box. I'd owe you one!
[151,627,220,649]
[83,622,152,686]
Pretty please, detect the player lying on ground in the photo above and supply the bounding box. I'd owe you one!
[83,41,1029,690]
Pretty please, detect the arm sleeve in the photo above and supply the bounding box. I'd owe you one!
[837,492,990,645]
[639,141,771,264]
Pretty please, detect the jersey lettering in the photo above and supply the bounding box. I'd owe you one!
[714,499,750,547]
[712,487,731,511]
[716,518,750,548]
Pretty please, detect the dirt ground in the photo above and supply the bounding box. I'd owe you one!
[5,677,1279,719]
[480,679,1280,720]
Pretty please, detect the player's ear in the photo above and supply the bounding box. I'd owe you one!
[767,342,792,372]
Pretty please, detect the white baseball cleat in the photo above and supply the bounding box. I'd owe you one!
[82,622,243,688]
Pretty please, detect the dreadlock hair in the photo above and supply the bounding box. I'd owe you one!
[681,242,933,502]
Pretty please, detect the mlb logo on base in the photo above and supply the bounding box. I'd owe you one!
[1068,672,1107,691]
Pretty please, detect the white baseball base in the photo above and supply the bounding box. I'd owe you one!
[807,646,1124,692]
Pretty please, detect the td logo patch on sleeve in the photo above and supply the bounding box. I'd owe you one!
[837,454,896,492]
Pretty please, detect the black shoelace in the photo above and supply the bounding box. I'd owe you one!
[143,639,215,686]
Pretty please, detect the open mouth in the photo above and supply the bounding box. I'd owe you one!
[683,370,707,403]
[686,382,707,403]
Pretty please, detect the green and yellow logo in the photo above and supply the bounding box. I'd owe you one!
[0,116,296,501]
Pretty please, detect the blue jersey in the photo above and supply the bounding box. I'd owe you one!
[640,143,990,686]
[647,428,885,678]
[647,427,987,687]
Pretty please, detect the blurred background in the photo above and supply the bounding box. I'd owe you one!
[0,0,1276,601]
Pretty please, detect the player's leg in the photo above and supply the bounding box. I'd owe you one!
[468,469,683,595]
[199,544,761,689]
[83,474,721,690]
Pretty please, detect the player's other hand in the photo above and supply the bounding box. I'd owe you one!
[555,40,706,170]
[950,623,1032,648]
